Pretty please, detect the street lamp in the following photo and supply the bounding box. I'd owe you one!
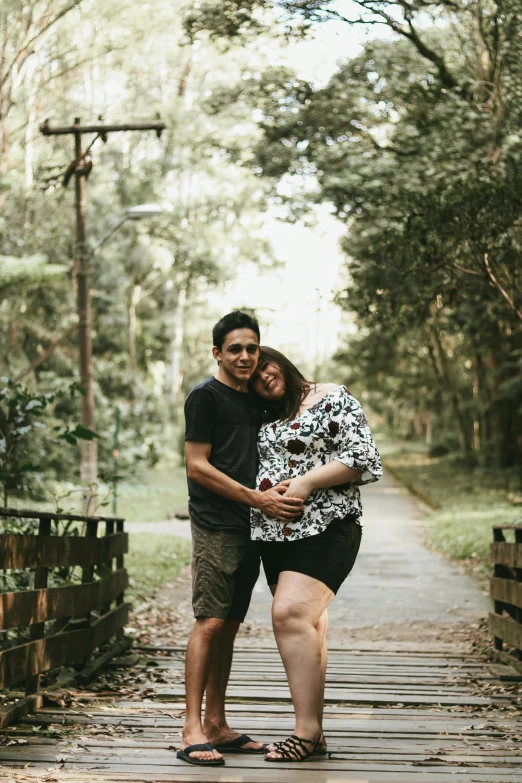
[92,203,164,252]
[80,202,164,513]
[92,202,164,515]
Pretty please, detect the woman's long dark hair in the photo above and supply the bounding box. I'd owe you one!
[255,346,311,421]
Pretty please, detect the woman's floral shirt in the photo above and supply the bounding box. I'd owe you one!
[251,386,382,542]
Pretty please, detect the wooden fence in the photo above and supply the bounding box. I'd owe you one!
[490,524,522,669]
[0,508,129,704]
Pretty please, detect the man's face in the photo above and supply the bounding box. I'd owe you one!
[213,328,260,383]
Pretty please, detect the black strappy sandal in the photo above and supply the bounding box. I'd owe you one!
[268,732,327,757]
[265,734,324,762]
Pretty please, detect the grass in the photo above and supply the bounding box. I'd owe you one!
[378,435,521,582]
[2,462,189,523]
[125,531,191,604]
[116,463,188,522]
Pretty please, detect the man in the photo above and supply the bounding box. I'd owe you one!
[177,311,304,766]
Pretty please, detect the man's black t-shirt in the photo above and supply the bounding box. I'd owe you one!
[184,376,262,532]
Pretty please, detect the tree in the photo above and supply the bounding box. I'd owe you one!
[194,0,522,469]
[0,0,279,505]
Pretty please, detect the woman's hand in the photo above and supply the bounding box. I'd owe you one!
[277,476,314,501]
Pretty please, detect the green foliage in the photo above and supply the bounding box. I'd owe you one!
[381,439,520,581]
[0,379,95,506]
[126,532,191,603]
[0,0,280,508]
[200,0,522,471]
[116,465,188,523]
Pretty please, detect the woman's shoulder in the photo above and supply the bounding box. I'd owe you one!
[318,382,340,394]
[325,385,362,410]
[321,383,355,402]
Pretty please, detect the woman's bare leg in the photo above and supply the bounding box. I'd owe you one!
[267,571,334,758]
[316,608,328,728]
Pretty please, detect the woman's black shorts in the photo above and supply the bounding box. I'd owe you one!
[258,514,362,594]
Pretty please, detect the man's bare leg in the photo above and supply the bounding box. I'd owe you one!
[180,617,225,762]
[203,620,264,751]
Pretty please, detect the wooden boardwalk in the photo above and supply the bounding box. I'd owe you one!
[1,644,522,782]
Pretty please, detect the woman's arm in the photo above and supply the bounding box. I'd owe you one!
[280,461,362,501]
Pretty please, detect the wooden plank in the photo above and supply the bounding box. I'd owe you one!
[0,568,128,629]
[3,641,520,783]
[0,627,90,688]
[489,612,522,651]
[5,772,521,783]
[2,745,522,767]
[77,635,132,684]
[116,519,125,606]
[0,608,128,695]
[160,672,474,686]
[80,518,99,651]
[0,506,124,523]
[493,649,522,675]
[133,685,495,706]
[135,645,483,659]
[43,735,522,752]
[1,751,521,777]
[91,603,129,649]
[488,662,522,681]
[19,715,516,740]
[25,517,51,694]
[110,701,518,720]
[490,541,522,568]
[0,531,128,569]
[490,576,522,610]
[0,692,44,730]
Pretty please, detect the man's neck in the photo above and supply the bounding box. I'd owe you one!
[215,367,249,393]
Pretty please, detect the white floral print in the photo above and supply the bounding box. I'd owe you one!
[251,386,382,542]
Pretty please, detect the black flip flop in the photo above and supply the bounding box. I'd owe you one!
[176,742,225,766]
[214,733,266,754]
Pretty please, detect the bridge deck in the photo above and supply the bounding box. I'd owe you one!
[1,644,521,782]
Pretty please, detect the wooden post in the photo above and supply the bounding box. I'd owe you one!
[40,117,165,512]
[115,520,125,640]
[103,520,115,616]
[74,119,98,512]
[493,527,505,651]
[514,530,522,661]
[79,518,99,666]
[25,518,52,695]
[116,520,125,606]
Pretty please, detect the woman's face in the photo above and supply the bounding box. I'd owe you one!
[252,359,286,400]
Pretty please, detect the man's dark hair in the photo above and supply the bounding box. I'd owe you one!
[212,311,260,350]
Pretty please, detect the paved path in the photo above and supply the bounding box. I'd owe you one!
[126,471,491,629]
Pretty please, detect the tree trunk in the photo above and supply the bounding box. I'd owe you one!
[129,284,142,374]
[428,324,473,460]
[425,410,432,447]
[166,286,186,403]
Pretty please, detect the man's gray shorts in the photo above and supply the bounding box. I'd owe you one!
[191,520,260,622]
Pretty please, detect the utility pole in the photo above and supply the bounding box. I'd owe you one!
[40,117,165,512]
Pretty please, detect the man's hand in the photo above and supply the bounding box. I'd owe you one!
[254,486,304,522]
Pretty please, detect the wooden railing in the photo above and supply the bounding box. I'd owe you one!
[0,508,130,703]
[490,524,522,670]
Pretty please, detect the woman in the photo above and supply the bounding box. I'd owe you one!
[250,347,382,763]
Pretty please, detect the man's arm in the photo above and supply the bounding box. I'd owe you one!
[185,441,303,522]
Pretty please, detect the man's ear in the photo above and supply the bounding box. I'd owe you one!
[212,346,221,363]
